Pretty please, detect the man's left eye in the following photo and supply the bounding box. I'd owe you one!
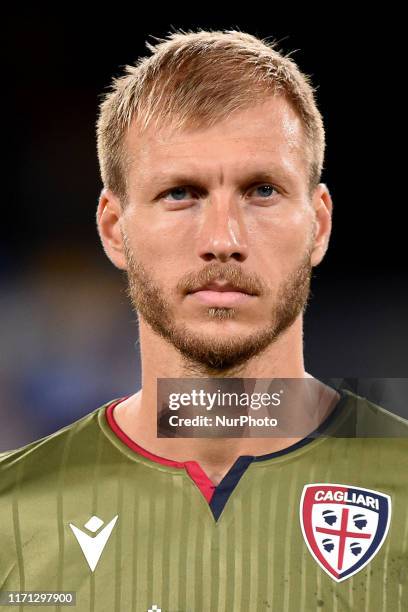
[251,184,276,198]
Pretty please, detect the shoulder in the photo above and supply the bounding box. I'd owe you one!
[340,387,408,436]
[0,398,117,489]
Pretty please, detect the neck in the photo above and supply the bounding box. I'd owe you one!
[113,316,339,485]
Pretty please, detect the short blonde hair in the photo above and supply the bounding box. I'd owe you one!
[96,28,325,204]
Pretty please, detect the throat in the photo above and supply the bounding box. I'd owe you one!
[197,461,238,486]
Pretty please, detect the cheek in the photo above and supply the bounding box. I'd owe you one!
[127,217,190,286]
[252,206,313,266]
[130,208,197,264]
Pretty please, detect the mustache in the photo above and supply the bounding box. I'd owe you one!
[179,264,264,296]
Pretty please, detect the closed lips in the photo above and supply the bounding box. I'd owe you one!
[193,283,251,294]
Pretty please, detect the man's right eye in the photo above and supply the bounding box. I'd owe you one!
[163,186,196,201]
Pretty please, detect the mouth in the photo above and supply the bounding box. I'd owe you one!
[188,282,256,307]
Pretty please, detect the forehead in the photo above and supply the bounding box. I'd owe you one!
[125,96,307,184]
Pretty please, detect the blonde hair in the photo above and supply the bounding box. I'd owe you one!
[96,28,325,205]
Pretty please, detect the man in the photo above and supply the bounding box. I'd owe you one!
[1,29,407,612]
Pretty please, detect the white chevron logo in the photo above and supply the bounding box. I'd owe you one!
[69,515,118,572]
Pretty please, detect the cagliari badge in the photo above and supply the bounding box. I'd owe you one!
[299,483,391,582]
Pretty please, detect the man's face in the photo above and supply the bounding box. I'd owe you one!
[120,96,319,372]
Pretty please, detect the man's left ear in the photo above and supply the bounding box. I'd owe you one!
[310,183,333,267]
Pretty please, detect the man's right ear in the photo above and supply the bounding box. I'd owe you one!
[96,188,128,270]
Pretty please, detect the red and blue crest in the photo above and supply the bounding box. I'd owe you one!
[300,483,391,582]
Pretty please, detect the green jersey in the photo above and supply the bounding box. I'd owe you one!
[1,387,407,611]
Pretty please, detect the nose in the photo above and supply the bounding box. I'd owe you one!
[196,195,249,263]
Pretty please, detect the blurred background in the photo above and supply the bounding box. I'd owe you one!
[2,9,406,450]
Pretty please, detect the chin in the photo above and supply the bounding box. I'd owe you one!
[186,317,258,337]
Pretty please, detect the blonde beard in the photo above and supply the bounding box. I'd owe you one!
[122,232,314,375]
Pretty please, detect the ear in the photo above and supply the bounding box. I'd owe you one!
[96,188,128,270]
[310,183,333,267]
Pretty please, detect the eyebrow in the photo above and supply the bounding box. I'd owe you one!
[150,167,295,191]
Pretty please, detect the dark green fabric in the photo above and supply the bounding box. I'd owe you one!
[1,389,407,611]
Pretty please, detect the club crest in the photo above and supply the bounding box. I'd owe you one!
[300,483,391,582]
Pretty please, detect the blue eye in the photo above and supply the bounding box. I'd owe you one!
[161,183,278,205]
[166,187,192,201]
[253,184,276,198]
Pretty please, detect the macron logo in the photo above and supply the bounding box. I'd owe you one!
[69,515,118,572]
